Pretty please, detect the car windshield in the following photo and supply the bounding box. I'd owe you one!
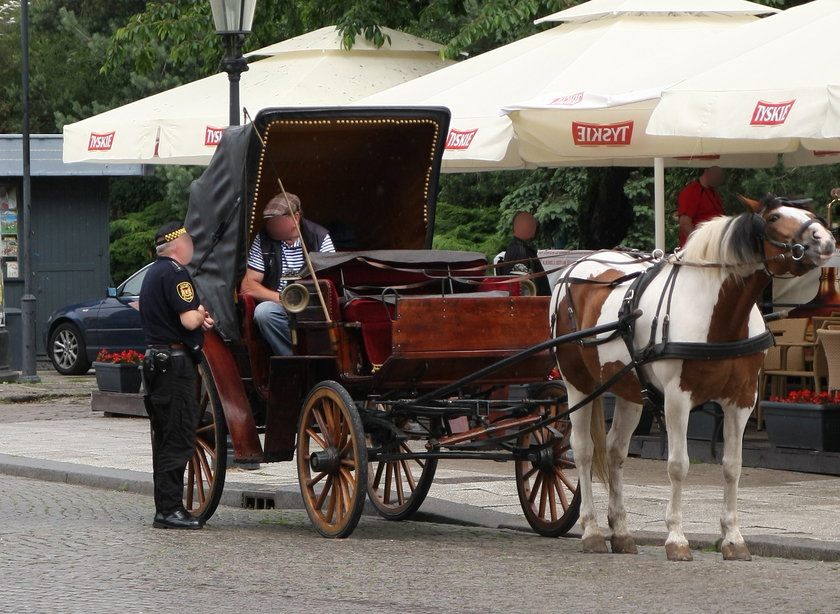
[119,265,149,297]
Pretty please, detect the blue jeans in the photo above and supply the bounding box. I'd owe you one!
[254,300,292,356]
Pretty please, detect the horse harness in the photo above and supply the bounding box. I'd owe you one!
[554,253,775,413]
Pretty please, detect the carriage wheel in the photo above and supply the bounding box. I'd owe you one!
[515,382,580,537]
[366,405,438,521]
[297,381,368,538]
[184,360,228,523]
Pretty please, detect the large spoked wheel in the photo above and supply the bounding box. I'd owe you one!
[298,381,368,538]
[183,360,228,523]
[366,405,438,521]
[515,382,580,537]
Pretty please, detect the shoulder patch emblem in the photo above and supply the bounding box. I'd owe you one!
[177,281,195,303]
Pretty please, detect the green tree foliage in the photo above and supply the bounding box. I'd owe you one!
[0,0,148,132]
[3,0,829,278]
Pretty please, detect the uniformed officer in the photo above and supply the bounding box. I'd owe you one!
[140,221,214,530]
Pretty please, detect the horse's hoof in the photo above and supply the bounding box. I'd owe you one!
[721,541,752,561]
[581,535,609,553]
[610,535,638,554]
[665,542,693,561]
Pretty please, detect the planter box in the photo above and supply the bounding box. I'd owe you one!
[602,392,654,436]
[687,402,723,442]
[93,362,142,394]
[761,401,840,452]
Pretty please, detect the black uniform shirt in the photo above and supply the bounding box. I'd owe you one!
[500,237,552,296]
[139,257,203,348]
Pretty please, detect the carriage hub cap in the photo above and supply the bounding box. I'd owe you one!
[309,448,340,473]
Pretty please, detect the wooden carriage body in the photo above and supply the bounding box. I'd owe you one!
[186,107,552,462]
[183,108,569,537]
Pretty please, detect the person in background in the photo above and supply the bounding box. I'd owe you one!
[677,166,725,248]
[140,222,214,530]
[240,192,335,355]
[499,211,551,296]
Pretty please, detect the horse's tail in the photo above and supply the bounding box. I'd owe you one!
[590,397,610,485]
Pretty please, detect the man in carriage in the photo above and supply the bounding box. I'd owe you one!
[239,192,335,355]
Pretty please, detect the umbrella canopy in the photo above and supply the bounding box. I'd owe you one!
[62,26,453,165]
[647,0,840,165]
[357,0,777,172]
[503,1,785,166]
[536,0,782,22]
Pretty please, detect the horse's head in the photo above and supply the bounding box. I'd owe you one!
[740,194,836,277]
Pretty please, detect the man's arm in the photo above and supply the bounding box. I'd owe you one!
[679,214,695,241]
[240,267,281,303]
[180,304,213,330]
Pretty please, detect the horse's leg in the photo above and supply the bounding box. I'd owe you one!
[663,390,694,561]
[719,401,753,561]
[605,398,643,554]
[568,387,608,553]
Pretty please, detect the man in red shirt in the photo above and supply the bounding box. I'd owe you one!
[677,166,725,247]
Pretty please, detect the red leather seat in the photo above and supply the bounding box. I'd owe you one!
[342,298,395,366]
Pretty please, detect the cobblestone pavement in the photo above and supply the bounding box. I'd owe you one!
[4,369,840,566]
[2,475,840,614]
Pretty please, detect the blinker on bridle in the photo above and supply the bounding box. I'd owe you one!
[764,215,824,262]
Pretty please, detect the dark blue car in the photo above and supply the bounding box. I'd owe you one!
[45,264,150,374]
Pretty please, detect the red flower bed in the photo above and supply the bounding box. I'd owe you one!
[770,389,840,404]
[95,349,143,364]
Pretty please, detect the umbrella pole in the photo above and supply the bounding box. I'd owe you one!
[654,157,665,251]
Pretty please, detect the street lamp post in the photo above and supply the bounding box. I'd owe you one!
[209,0,258,127]
[19,0,35,383]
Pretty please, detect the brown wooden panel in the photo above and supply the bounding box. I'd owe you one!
[367,353,554,390]
[393,296,551,353]
[204,331,263,462]
[264,355,338,461]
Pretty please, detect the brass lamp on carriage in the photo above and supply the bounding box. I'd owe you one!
[280,282,310,347]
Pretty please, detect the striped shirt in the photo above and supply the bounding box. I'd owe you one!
[247,233,335,291]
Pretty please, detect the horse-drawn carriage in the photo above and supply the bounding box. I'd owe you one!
[181,107,588,538]
[180,106,835,559]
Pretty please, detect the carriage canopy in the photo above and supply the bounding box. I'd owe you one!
[185,106,451,339]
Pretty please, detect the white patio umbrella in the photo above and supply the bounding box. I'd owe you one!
[357,0,778,248]
[359,0,776,173]
[647,0,840,164]
[62,26,453,165]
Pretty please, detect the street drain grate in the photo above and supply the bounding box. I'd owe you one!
[243,492,276,509]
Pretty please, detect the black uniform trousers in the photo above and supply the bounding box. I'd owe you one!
[143,352,199,514]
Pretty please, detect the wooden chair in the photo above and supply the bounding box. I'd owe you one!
[762,318,816,392]
[758,318,819,428]
[816,329,840,393]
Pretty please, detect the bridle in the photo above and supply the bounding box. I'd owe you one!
[763,216,824,263]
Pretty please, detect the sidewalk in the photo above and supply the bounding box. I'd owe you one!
[1,369,840,560]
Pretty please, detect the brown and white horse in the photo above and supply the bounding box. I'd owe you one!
[550,195,834,561]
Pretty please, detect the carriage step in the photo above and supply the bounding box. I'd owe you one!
[242,492,276,510]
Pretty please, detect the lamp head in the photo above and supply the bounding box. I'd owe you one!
[209,0,258,35]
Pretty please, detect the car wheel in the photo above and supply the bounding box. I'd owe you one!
[49,322,91,375]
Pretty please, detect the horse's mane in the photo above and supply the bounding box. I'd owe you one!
[679,211,765,275]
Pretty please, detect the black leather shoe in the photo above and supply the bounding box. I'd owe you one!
[152,509,202,530]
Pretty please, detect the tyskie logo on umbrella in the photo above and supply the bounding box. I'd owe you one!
[572,121,634,146]
[205,126,225,147]
[88,132,115,151]
[445,128,478,150]
[750,100,795,126]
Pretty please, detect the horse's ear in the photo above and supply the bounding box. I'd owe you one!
[738,194,761,213]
